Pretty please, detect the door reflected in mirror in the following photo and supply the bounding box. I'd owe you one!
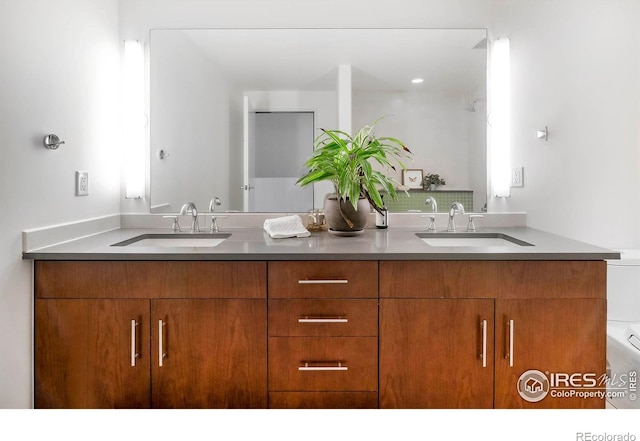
[150,28,487,213]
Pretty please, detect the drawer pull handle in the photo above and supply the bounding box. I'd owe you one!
[131,319,139,367]
[480,319,487,368]
[298,362,348,371]
[158,319,166,367]
[298,317,348,323]
[505,319,514,367]
[298,279,348,285]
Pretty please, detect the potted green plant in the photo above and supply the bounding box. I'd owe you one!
[424,173,446,191]
[297,118,412,233]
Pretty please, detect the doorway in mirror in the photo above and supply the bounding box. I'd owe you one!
[249,111,315,212]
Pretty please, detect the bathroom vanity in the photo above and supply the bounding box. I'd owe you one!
[24,227,616,409]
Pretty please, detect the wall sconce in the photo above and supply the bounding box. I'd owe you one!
[489,38,511,198]
[123,40,145,199]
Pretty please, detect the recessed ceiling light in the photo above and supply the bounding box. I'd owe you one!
[411,78,424,84]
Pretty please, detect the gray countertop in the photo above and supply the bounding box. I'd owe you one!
[22,226,620,261]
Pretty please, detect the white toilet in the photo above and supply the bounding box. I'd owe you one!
[606,249,640,409]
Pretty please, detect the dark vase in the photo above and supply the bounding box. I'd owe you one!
[323,195,370,232]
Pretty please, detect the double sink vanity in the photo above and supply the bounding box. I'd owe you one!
[24,222,617,409]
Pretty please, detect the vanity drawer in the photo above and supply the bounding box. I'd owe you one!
[380,261,498,298]
[269,392,378,409]
[268,337,377,391]
[269,299,378,337]
[268,261,378,299]
[379,261,606,299]
[35,261,267,299]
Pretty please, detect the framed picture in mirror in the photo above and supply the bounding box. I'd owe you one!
[402,169,424,190]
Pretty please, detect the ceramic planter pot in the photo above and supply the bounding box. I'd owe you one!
[323,195,370,233]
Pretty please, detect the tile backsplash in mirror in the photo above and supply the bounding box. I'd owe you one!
[382,190,474,213]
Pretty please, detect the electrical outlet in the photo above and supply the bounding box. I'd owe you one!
[511,167,524,187]
[76,171,89,196]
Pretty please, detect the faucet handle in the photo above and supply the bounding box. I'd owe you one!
[420,214,437,232]
[163,215,181,232]
[209,215,227,233]
[467,214,484,232]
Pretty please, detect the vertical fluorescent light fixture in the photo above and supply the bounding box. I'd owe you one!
[490,38,511,198]
[123,40,145,199]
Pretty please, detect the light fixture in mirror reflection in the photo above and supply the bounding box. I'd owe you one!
[149,28,488,213]
[123,40,145,199]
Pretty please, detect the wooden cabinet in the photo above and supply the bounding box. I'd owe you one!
[494,298,606,409]
[34,261,267,409]
[151,299,266,408]
[380,298,494,408]
[34,258,607,409]
[35,298,150,408]
[379,260,607,409]
[267,261,379,409]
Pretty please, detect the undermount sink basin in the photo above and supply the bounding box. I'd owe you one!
[112,233,231,248]
[416,232,533,248]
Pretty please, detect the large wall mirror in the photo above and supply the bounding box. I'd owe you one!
[149,28,487,213]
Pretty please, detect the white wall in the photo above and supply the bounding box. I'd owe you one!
[0,0,121,407]
[489,0,640,249]
[2,0,639,408]
[352,90,476,191]
[150,30,233,212]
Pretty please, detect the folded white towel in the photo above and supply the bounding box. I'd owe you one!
[263,215,311,239]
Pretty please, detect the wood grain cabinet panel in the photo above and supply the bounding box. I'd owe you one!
[34,258,607,409]
[380,261,499,298]
[269,392,378,409]
[379,261,606,299]
[268,261,378,298]
[151,299,267,409]
[268,299,378,337]
[35,261,267,299]
[379,260,607,409]
[268,337,377,392]
[34,261,267,409]
[494,298,606,409]
[35,299,151,409]
[380,299,494,408]
[495,261,606,299]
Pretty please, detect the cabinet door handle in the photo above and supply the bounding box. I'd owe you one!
[298,279,348,285]
[298,362,348,371]
[298,317,348,323]
[505,319,514,367]
[158,319,166,367]
[131,319,139,367]
[480,319,487,368]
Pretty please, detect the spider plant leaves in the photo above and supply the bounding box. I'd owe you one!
[297,117,412,211]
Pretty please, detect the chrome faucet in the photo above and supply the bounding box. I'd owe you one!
[422,197,438,232]
[208,197,222,233]
[425,197,438,213]
[179,202,199,233]
[447,202,465,232]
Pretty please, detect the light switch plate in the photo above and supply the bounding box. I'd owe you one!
[511,167,524,188]
[76,171,89,196]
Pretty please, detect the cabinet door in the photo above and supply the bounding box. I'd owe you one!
[495,299,606,408]
[35,299,150,408]
[380,299,494,408]
[151,299,267,408]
